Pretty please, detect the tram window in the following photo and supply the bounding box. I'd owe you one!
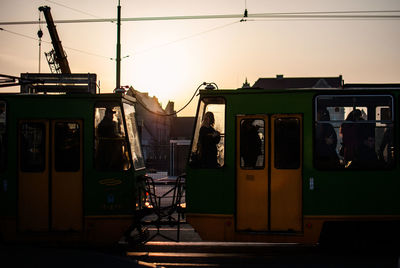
[123,103,145,170]
[94,103,131,171]
[54,122,80,172]
[20,123,46,172]
[240,119,264,169]
[274,118,300,169]
[0,101,5,170]
[190,97,225,168]
[315,95,394,170]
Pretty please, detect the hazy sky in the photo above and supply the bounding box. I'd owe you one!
[1,0,400,116]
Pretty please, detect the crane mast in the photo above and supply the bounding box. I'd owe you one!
[39,6,71,74]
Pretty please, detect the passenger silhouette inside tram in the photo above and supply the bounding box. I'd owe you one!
[240,119,262,168]
[340,109,380,168]
[97,108,119,138]
[339,109,363,167]
[353,136,379,168]
[379,127,393,163]
[96,107,128,170]
[197,111,221,168]
[315,108,339,169]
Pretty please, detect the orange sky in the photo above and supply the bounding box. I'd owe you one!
[1,0,400,116]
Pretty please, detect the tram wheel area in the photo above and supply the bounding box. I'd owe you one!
[0,242,151,268]
[319,221,400,253]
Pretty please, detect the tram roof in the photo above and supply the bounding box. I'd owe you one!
[0,91,136,103]
[198,84,400,96]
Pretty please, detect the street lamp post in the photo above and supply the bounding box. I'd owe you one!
[116,0,121,90]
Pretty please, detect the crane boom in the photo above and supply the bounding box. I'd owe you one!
[39,6,71,74]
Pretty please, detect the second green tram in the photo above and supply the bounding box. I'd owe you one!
[186,85,400,245]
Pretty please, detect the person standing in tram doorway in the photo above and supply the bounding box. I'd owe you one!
[197,111,221,168]
[240,119,262,168]
[98,107,119,137]
[96,106,127,170]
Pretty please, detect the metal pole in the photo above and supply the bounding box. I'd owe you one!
[38,34,42,73]
[116,0,121,90]
[38,10,42,73]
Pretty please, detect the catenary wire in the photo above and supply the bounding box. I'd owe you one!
[2,10,399,62]
[44,0,104,19]
[127,20,240,57]
[1,19,240,61]
[44,0,115,23]
[1,10,400,25]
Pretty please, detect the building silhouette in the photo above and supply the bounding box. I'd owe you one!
[127,87,194,174]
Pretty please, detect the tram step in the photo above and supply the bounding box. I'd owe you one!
[127,242,316,267]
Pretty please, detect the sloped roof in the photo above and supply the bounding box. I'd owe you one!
[128,88,165,114]
[252,75,343,90]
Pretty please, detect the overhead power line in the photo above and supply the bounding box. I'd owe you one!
[1,10,400,25]
[44,0,105,20]
[2,9,399,65]
[43,0,116,24]
[1,19,240,60]
[129,20,240,57]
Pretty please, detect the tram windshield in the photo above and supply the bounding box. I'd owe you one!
[94,102,131,171]
[123,102,145,170]
[190,97,225,168]
[315,95,394,169]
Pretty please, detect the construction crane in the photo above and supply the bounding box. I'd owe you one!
[39,6,71,74]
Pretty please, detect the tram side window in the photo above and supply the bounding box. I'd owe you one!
[0,101,5,170]
[94,103,131,171]
[190,97,225,168]
[315,95,394,170]
[274,118,300,169]
[55,122,80,172]
[20,123,46,172]
[240,119,265,169]
[123,102,145,170]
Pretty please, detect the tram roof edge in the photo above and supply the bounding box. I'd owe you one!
[20,73,97,94]
[343,83,400,90]
[198,85,400,95]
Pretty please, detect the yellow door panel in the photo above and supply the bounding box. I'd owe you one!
[236,115,268,231]
[18,120,83,232]
[236,114,303,233]
[270,114,302,231]
[51,120,83,231]
[18,120,49,231]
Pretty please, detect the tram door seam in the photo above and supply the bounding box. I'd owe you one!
[48,120,53,231]
[267,115,272,231]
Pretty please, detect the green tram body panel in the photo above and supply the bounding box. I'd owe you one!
[186,87,400,243]
[0,92,146,244]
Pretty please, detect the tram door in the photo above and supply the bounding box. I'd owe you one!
[18,120,83,232]
[236,114,302,232]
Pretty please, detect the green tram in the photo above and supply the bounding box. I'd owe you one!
[186,84,400,245]
[0,74,146,244]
